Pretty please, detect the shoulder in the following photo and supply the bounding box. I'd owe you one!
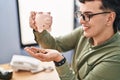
[85,52,120,80]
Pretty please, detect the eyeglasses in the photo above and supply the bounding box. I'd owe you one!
[75,11,111,22]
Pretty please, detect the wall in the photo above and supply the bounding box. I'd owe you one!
[0,0,73,64]
[0,0,21,64]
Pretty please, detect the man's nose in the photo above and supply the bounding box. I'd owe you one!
[79,17,86,24]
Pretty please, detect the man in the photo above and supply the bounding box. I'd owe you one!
[25,0,120,80]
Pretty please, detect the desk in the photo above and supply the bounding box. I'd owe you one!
[0,62,60,80]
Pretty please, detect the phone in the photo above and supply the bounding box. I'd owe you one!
[10,55,44,73]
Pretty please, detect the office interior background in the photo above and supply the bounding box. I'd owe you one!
[0,0,80,64]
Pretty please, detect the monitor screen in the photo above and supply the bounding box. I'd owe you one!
[17,0,74,47]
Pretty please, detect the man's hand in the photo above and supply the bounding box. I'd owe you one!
[24,46,64,62]
[29,11,38,31]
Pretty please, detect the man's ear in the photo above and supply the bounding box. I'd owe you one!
[107,12,116,24]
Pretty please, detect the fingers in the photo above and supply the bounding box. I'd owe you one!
[24,47,49,61]
[29,46,39,53]
[24,47,62,62]
[29,12,36,25]
[35,53,48,62]
[29,11,38,31]
[24,47,38,58]
[24,47,43,61]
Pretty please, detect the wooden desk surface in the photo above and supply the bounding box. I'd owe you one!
[0,62,60,80]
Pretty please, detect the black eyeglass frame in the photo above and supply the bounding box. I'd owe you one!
[75,11,111,21]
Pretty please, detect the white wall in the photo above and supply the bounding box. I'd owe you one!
[0,0,74,64]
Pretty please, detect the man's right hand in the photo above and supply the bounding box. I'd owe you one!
[29,11,38,31]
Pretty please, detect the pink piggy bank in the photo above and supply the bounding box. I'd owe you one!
[35,12,52,32]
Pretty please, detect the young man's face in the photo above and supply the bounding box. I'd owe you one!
[79,1,111,38]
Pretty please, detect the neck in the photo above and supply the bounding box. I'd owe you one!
[93,29,114,46]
